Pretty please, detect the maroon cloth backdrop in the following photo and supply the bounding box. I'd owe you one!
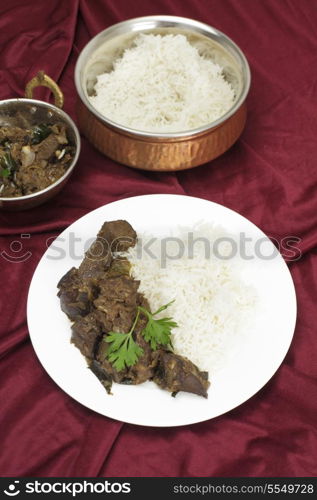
[0,0,316,477]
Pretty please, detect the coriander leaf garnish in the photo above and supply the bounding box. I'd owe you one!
[138,300,178,351]
[103,308,144,372]
[103,301,177,371]
[106,333,144,372]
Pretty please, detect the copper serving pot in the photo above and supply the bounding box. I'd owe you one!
[75,16,250,171]
[0,72,80,210]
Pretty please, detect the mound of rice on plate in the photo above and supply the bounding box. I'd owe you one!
[125,223,257,373]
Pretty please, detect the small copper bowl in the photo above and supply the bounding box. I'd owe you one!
[0,72,80,210]
[75,15,250,171]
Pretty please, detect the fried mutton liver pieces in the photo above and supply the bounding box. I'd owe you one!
[153,351,209,398]
[57,267,93,321]
[57,220,210,398]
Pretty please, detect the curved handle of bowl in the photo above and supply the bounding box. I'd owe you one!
[25,71,64,108]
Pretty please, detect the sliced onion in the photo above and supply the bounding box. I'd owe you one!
[21,146,35,167]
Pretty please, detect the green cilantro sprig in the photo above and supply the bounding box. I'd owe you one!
[103,301,177,372]
[138,301,177,351]
[104,309,144,372]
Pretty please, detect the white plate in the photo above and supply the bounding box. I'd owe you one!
[27,194,297,427]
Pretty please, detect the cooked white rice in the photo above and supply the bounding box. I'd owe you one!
[125,224,256,373]
[89,33,235,133]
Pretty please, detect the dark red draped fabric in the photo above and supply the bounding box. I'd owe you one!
[0,0,316,477]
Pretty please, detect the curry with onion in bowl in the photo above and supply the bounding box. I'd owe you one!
[0,123,76,197]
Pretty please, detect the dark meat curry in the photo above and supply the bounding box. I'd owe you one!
[0,123,75,197]
[57,220,210,398]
